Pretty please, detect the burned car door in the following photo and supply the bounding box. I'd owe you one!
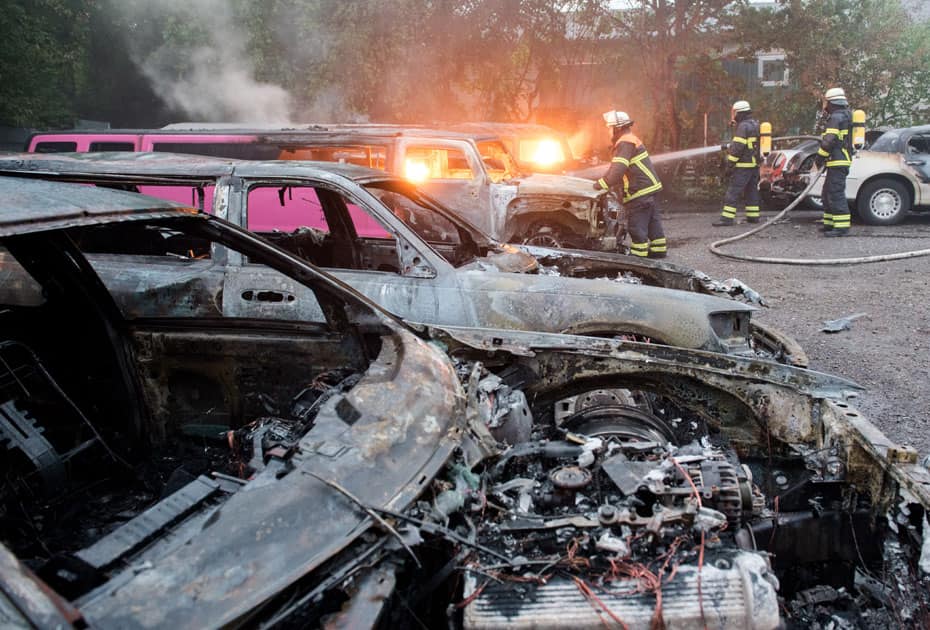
[239,180,477,327]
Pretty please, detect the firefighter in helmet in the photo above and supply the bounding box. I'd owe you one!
[714,100,761,226]
[815,87,853,236]
[594,110,666,258]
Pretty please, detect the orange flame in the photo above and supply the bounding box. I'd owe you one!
[405,158,430,183]
[529,139,564,167]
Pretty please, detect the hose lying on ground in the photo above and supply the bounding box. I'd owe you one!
[709,169,930,265]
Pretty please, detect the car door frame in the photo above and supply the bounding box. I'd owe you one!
[226,172,479,329]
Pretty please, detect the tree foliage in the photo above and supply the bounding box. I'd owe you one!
[731,0,930,132]
[1,0,928,148]
[603,1,746,149]
[0,0,91,127]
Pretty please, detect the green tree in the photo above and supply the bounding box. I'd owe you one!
[731,0,930,132]
[0,0,91,127]
[603,1,745,150]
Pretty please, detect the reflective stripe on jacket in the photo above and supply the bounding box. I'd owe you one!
[817,107,852,167]
[596,133,663,203]
[727,117,760,168]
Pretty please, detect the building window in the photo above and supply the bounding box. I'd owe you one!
[758,53,789,87]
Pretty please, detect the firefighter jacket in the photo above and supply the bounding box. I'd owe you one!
[817,106,853,168]
[596,132,663,204]
[726,116,761,168]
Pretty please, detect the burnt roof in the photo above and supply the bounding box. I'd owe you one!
[0,175,196,236]
[30,124,504,143]
[0,152,393,185]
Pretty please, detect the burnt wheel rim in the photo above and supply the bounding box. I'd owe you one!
[524,231,562,248]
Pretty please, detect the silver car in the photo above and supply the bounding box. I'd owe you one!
[0,152,789,359]
[809,124,930,224]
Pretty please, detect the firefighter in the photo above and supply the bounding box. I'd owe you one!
[815,87,853,236]
[594,110,666,258]
[714,100,761,226]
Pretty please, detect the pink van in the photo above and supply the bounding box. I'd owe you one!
[26,130,387,236]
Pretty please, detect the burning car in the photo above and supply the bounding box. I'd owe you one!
[450,122,583,174]
[0,152,804,364]
[1,177,928,629]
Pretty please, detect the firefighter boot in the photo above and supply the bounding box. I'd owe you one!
[713,205,737,226]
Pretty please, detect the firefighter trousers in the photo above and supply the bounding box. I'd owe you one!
[823,166,850,230]
[627,196,666,258]
[721,168,760,220]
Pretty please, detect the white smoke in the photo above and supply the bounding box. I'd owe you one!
[118,0,293,123]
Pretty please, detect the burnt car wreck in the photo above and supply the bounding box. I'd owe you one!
[1,178,929,629]
[0,152,806,367]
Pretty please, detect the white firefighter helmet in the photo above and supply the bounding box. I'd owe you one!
[731,100,751,113]
[824,87,847,102]
[603,110,633,128]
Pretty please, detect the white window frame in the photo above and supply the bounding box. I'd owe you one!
[757,52,789,87]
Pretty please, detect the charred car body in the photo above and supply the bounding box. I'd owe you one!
[0,152,805,364]
[28,125,614,250]
[1,177,929,629]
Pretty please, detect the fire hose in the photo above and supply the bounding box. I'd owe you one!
[709,168,930,265]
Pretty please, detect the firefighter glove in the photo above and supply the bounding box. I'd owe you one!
[813,154,825,169]
[593,181,604,191]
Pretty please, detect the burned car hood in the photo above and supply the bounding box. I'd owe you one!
[507,172,605,199]
[71,329,463,629]
[449,271,755,354]
[466,243,540,273]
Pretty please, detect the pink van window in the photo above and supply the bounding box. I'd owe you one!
[138,185,215,214]
[246,186,390,238]
[28,134,142,152]
[247,187,328,233]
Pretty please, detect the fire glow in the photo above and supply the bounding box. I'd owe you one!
[405,159,430,183]
[527,139,565,168]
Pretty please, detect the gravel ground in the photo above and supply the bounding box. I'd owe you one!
[656,205,930,455]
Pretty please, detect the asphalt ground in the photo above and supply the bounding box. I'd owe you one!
[656,205,930,456]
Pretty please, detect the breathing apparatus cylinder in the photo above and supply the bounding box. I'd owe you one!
[852,109,866,150]
[760,122,772,157]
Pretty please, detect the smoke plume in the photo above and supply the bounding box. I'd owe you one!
[116,0,293,123]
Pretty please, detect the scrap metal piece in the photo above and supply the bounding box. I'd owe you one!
[323,564,398,630]
[887,444,918,464]
[601,455,656,495]
[693,270,768,306]
[0,400,65,487]
[821,312,867,333]
[76,475,221,570]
